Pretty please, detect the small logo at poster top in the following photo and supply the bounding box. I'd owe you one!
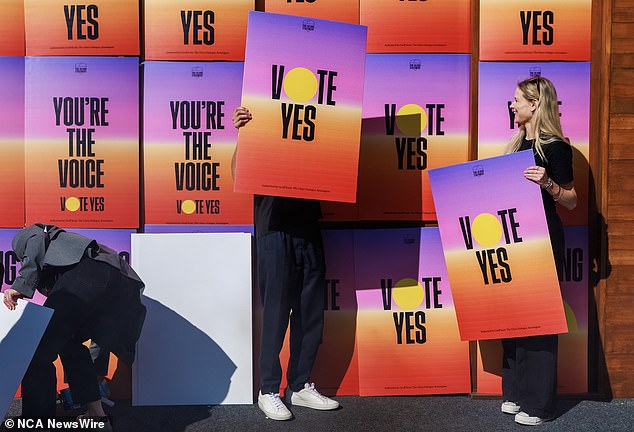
[74,63,87,73]
[409,59,421,71]
[529,67,542,77]
[302,20,315,31]
[472,165,485,177]
[192,67,203,78]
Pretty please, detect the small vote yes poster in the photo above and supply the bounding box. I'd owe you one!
[265,0,359,24]
[25,57,139,228]
[144,0,253,61]
[0,0,25,56]
[143,61,253,225]
[360,0,470,54]
[480,0,591,61]
[354,228,469,396]
[359,54,470,221]
[429,151,568,341]
[0,57,25,228]
[235,12,367,202]
[24,0,139,56]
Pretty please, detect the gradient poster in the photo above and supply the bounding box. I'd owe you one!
[265,0,359,24]
[478,62,590,226]
[144,0,253,61]
[25,57,139,228]
[480,0,591,61]
[235,12,367,202]
[359,54,470,221]
[144,225,254,235]
[429,151,568,340]
[354,228,470,396]
[24,0,139,56]
[278,229,359,395]
[0,57,25,228]
[144,62,252,225]
[0,0,25,56]
[475,227,588,395]
[360,0,470,54]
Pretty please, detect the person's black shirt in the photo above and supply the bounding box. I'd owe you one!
[254,195,322,239]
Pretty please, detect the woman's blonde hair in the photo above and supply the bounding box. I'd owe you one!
[505,76,567,161]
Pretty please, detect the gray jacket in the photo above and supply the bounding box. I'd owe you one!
[12,224,143,298]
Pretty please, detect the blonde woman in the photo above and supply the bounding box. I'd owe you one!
[501,76,577,426]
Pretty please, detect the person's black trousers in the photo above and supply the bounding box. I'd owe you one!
[21,259,109,418]
[257,231,326,394]
[502,334,559,419]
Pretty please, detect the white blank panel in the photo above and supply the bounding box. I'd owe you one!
[0,302,53,418]
[131,233,253,405]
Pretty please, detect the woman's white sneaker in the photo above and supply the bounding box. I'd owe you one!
[258,391,292,420]
[514,411,546,426]
[501,401,521,414]
[288,383,339,410]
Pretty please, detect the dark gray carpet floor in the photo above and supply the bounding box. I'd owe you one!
[3,396,634,432]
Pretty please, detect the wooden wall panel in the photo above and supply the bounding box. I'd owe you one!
[601,0,634,398]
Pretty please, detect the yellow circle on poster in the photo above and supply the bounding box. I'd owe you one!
[181,200,196,215]
[392,278,425,310]
[472,213,503,248]
[65,197,80,212]
[564,300,578,332]
[396,103,427,136]
[284,67,318,102]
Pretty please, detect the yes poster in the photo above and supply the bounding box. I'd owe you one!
[478,62,590,226]
[429,151,568,340]
[144,0,253,61]
[235,12,367,202]
[143,62,252,225]
[24,0,139,56]
[354,228,470,396]
[25,57,139,228]
[0,0,25,56]
[0,57,25,228]
[360,0,470,54]
[265,0,359,24]
[359,54,470,221]
[480,0,591,61]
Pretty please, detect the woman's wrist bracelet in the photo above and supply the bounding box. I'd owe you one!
[541,178,554,190]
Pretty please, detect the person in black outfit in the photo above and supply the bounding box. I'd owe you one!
[233,107,339,421]
[501,76,578,426]
[2,224,145,426]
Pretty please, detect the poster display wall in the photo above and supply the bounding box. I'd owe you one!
[144,0,253,61]
[143,61,253,225]
[478,61,590,226]
[235,11,367,202]
[25,57,140,228]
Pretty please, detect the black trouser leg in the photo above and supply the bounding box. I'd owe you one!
[501,338,519,403]
[258,233,296,394]
[516,334,558,418]
[287,237,325,392]
[59,336,100,405]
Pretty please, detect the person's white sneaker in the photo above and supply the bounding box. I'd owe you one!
[501,401,521,414]
[514,411,548,426]
[258,391,292,420]
[288,383,339,410]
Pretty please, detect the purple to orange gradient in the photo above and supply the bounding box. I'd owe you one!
[144,0,252,61]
